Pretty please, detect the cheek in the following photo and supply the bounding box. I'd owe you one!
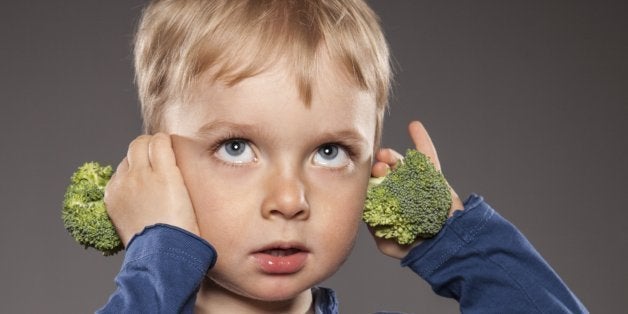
[171,136,246,239]
[312,188,364,273]
[329,183,366,224]
[311,168,369,250]
[182,167,259,242]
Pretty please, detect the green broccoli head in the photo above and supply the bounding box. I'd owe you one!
[362,149,452,245]
[62,162,122,255]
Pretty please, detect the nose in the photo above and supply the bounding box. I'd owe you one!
[261,170,310,220]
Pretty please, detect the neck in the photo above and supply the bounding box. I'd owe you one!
[195,277,314,314]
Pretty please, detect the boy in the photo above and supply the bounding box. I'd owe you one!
[101,0,587,313]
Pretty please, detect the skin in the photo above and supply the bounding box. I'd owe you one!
[104,60,463,313]
[370,121,464,258]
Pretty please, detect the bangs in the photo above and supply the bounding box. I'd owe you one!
[188,0,389,107]
[135,0,390,135]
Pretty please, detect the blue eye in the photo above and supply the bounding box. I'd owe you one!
[215,140,256,164]
[319,145,338,160]
[313,144,350,168]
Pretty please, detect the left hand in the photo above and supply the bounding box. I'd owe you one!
[104,133,200,247]
[368,121,464,259]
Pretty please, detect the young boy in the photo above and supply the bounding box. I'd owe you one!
[100,0,587,313]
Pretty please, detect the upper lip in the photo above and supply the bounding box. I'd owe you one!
[253,241,309,254]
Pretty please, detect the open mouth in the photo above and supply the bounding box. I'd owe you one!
[261,248,303,256]
[253,245,309,274]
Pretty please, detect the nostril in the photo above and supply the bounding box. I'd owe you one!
[269,206,309,219]
[260,173,310,219]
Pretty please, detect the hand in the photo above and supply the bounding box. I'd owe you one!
[104,133,199,247]
[369,121,464,259]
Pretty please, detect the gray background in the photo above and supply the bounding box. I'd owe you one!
[1,1,626,313]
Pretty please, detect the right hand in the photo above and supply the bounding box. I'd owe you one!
[369,121,464,259]
[104,133,199,247]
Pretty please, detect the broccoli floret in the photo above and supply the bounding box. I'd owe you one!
[362,149,452,245]
[62,162,122,255]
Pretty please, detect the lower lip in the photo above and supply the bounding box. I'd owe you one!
[252,252,308,274]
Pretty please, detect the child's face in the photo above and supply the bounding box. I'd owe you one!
[165,58,376,302]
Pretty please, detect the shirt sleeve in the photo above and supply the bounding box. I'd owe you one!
[401,194,588,314]
[96,224,217,314]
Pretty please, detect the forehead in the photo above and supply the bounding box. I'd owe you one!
[167,59,377,144]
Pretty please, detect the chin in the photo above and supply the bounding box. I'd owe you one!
[248,274,324,301]
[251,288,306,302]
[207,273,316,303]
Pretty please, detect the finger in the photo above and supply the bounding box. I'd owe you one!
[148,133,176,171]
[375,148,404,169]
[114,157,129,174]
[127,135,151,170]
[104,157,128,208]
[371,161,390,178]
[366,225,418,259]
[408,121,441,171]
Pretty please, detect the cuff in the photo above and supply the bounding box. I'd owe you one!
[400,193,493,277]
[125,224,217,274]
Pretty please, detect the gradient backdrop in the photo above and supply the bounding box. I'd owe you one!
[1,1,626,313]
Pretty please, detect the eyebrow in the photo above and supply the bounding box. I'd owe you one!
[313,129,369,147]
[196,120,266,137]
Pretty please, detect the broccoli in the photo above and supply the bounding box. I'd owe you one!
[362,149,452,245]
[62,162,122,255]
[63,150,450,253]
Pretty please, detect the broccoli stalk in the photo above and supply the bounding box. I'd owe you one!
[362,149,452,245]
[62,162,122,255]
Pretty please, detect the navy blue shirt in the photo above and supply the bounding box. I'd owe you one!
[97,195,587,313]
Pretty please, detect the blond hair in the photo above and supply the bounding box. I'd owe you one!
[134,0,391,146]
